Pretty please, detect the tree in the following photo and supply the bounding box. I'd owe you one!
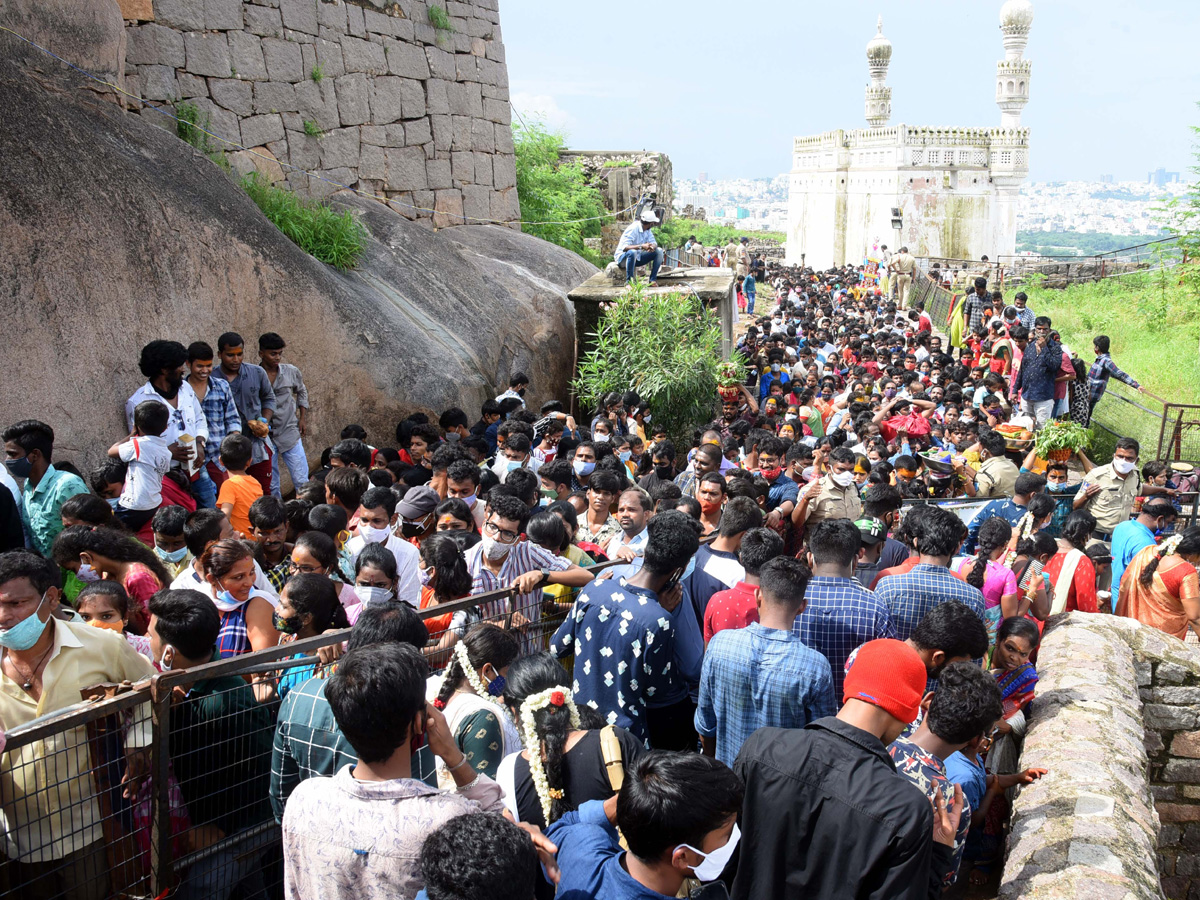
[513,121,609,265]
[573,284,741,454]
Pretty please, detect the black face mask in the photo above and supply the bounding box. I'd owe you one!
[655,465,674,480]
[401,517,428,538]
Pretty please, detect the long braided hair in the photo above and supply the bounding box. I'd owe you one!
[504,654,579,825]
[969,517,1012,590]
[1139,528,1200,588]
[434,623,520,709]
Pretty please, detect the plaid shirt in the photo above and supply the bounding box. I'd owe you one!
[793,576,896,699]
[873,564,987,641]
[270,676,436,823]
[1087,353,1139,404]
[196,374,242,467]
[696,622,836,766]
[263,559,290,594]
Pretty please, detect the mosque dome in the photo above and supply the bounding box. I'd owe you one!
[866,16,892,62]
[1000,0,1034,31]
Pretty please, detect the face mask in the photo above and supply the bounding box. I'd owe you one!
[760,466,782,482]
[76,563,102,583]
[0,591,50,651]
[88,618,124,633]
[401,518,427,539]
[272,611,302,635]
[359,523,393,544]
[679,824,741,882]
[418,565,435,587]
[785,413,798,423]
[4,456,32,479]
[460,493,477,508]
[1113,457,1137,475]
[594,433,610,444]
[643,414,652,424]
[1047,481,1070,492]
[831,470,856,488]
[155,545,188,564]
[539,487,558,502]
[505,458,524,473]
[772,363,781,373]
[357,585,395,606]
[573,459,596,477]
[655,465,674,480]
[486,673,506,697]
[213,589,246,612]
[481,534,511,562]
[618,450,632,464]
[106,497,121,510]
[699,498,722,513]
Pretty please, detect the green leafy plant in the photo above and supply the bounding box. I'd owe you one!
[303,119,323,137]
[175,101,229,170]
[428,5,454,31]
[574,283,731,453]
[1033,419,1093,457]
[652,216,785,250]
[513,120,609,265]
[239,173,368,271]
[311,64,324,83]
[601,159,636,168]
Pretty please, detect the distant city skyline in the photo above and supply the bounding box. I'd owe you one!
[501,0,1200,184]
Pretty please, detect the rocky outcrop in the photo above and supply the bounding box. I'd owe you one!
[0,49,590,470]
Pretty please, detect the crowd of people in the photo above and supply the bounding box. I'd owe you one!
[1,251,1195,900]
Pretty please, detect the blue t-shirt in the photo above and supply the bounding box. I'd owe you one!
[1111,519,1156,595]
[944,749,988,815]
[548,800,678,900]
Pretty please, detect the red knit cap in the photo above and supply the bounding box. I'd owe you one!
[843,639,928,724]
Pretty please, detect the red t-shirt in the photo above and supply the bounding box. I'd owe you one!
[703,581,759,644]
[870,556,967,591]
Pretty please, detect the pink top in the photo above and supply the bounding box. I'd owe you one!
[957,557,1018,609]
[338,582,363,625]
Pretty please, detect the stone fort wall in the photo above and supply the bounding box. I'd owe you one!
[1001,612,1200,900]
[118,0,518,228]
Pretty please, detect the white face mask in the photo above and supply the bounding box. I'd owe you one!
[830,470,855,488]
[594,433,610,443]
[355,586,394,607]
[359,523,393,544]
[1113,457,1137,476]
[481,534,511,562]
[678,824,741,882]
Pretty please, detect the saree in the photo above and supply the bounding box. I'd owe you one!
[1117,546,1200,641]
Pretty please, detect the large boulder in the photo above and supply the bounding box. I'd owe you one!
[0,53,592,469]
[0,0,126,90]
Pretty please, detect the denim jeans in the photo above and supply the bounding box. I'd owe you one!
[271,440,310,497]
[192,467,217,509]
[746,291,756,315]
[173,823,274,900]
[618,247,663,282]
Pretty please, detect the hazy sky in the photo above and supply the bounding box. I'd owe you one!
[501,0,1200,183]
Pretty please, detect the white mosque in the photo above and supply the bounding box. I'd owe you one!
[785,0,1034,269]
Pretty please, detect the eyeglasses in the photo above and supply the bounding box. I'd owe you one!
[483,521,520,544]
[288,561,324,574]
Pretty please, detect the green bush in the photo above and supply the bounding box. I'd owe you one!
[573,283,737,450]
[513,121,609,265]
[653,217,784,250]
[175,101,229,170]
[239,173,368,271]
[303,119,323,137]
[428,5,453,31]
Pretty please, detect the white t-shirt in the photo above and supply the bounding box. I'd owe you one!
[117,435,173,511]
[345,532,421,607]
[170,561,279,603]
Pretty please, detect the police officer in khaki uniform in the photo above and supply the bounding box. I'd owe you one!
[794,447,863,531]
[1075,438,1142,542]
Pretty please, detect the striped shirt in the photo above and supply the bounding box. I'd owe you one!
[466,540,572,652]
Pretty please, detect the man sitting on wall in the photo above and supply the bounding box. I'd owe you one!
[614,208,663,286]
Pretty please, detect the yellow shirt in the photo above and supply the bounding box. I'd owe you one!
[1,620,155,862]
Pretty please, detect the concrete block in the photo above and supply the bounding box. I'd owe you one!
[184,33,232,78]
[1157,662,1190,685]
[421,140,436,160]
[279,0,319,35]
[228,31,269,80]
[490,186,518,223]
[286,129,321,169]
[450,115,471,151]
[426,158,452,190]
[385,146,429,191]
[1148,705,1200,731]
[424,78,450,115]
[177,72,209,98]
[241,113,285,148]
[485,39,505,63]
[243,3,283,36]
[482,82,508,101]
[1173,732,1200,759]
[363,7,400,36]
[153,0,205,30]
[454,53,478,83]
[335,73,371,126]
[360,126,387,146]
[345,1,366,37]
[1156,687,1200,705]
[319,127,360,169]
[462,183,491,222]
[309,167,354,200]
[359,143,387,180]
[1164,760,1200,783]
[118,0,155,22]
[205,0,243,30]
[140,66,178,102]
[1160,803,1200,823]
[254,81,297,113]
[189,97,241,145]
[430,114,452,151]
[209,78,254,115]
[342,37,388,74]
[301,42,317,76]
[126,24,185,67]
[262,37,303,82]
[295,79,339,131]
[447,81,482,117]
[369,77,404,124]
[494,122,513,154]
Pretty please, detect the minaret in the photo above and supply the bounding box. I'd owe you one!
[864,16,892,128]
[996,0,1033,127]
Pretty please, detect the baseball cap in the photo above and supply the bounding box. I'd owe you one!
[639,207,659,223]
[396,485,440,519]
[843,638,927,723]
[855,517,887,546]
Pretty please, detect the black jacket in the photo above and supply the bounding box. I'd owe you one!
[729,717,953,900]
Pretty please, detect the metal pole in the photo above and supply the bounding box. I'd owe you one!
[149,674,174,897]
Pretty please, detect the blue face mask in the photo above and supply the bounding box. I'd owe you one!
[1047,481,1071,492]
[505,459,524,473]
[0,590,50,651]
[106,497,121,510]
[618,450,632,463]
[486,674,506,697]
[155,545,188,564]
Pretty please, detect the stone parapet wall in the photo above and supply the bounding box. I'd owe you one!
[119,0,518,227]
[559,150,674,222]
[1002,612,1200,900]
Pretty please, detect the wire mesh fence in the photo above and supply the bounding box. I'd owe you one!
[0,559,620,900]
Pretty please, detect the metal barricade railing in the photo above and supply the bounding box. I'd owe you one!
[0,554,628,900]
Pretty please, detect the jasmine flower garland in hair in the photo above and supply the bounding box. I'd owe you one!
[520,686,581,824]
[453,639,493,698]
